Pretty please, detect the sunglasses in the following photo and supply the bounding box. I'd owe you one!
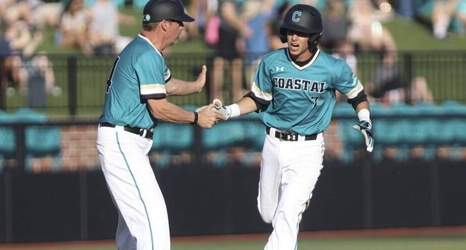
[167,19,184,27]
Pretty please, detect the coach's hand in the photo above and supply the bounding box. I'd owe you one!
[197,103,221,128]
[353,120,374,153]
[194,65,207,93]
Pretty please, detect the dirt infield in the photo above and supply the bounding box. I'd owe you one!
[1,225,466,249]
[174,225,466,242]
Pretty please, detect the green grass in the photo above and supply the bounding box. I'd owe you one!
[3,234,466,250]
[384,19,466,51]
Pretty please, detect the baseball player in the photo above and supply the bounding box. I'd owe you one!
[207,4,374,250]
[96,0,221,249]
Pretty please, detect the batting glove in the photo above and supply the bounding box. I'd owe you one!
[353,120,374,153]
[211,99,231,120]
[195,99,231,120]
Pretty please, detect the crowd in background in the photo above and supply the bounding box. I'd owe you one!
[1,0,465,104]
[0,0,135,96]
[182,0,452,105]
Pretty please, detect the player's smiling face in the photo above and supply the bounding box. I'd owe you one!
[286,30,312,61]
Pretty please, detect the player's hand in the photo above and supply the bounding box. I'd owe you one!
[353,120,374,153]
[196,99,231,120]
[211,99,231,120]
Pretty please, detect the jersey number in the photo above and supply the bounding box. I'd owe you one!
[311,96,319,108]
[105,56,120,93]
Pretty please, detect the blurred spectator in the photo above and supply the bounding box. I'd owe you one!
[456,0,466,34]
[88,0,135,55]
[415,0,462,39]
[0,21,60,96]
[431,0,461,39]
[347,0,397,54]
[55,0,93,56]
[242,0,274,85]
[394,0,417,19]
[0,21,28,93]
[320,0,349,52]
[408,76,434,105]
[331,39,358,74]
[29,0,64,30]
[0,0,33,26]
[365,51,433,106]
[202,0,220,47]
[268,1,290,50]
[186,0,210,39]
[210,0,251,102]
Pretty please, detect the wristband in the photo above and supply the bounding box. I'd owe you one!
[228,104,240,118]
[191,111,198,125]
[357,109,370,122]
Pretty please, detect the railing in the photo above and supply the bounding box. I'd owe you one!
[1,51,466,116]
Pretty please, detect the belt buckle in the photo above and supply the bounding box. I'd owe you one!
[139,129,147,138]
[278,131,298,141]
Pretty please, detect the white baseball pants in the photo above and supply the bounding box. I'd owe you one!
[258,132,325,250]
[97,126,170,250]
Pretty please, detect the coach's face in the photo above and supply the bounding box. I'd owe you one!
[166,19,185,45]
[286,30,312,61]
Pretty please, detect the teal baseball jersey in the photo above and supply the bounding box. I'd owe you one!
[252,48,363,135]
[99,34,171,130]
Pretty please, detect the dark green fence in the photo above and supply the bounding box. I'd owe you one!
[1,51,466,116]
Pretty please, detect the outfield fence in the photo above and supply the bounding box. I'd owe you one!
[1,51,466,116]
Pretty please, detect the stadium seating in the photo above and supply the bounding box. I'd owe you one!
[233,113,265,166]
[200,112,264,167]
[0,108,62,172]
[333,102,361,164]
[14,108,62,172]
[336,101,466,163]
[0,111,16,172]
[150,121,194,168]
[438,101,466,160]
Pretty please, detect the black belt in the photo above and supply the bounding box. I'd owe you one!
[266,127,317,141]
[99,122,153,139]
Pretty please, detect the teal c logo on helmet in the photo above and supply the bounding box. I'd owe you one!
[143,14,151,22]
[292,11,302,23]
[279,4,323,51]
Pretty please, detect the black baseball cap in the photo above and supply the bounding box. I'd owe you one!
[143,0,195,24]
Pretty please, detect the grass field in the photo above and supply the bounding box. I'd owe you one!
[2,228,466,250]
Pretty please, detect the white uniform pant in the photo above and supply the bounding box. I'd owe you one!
[258,133,325,250]
[97,126,170,250]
